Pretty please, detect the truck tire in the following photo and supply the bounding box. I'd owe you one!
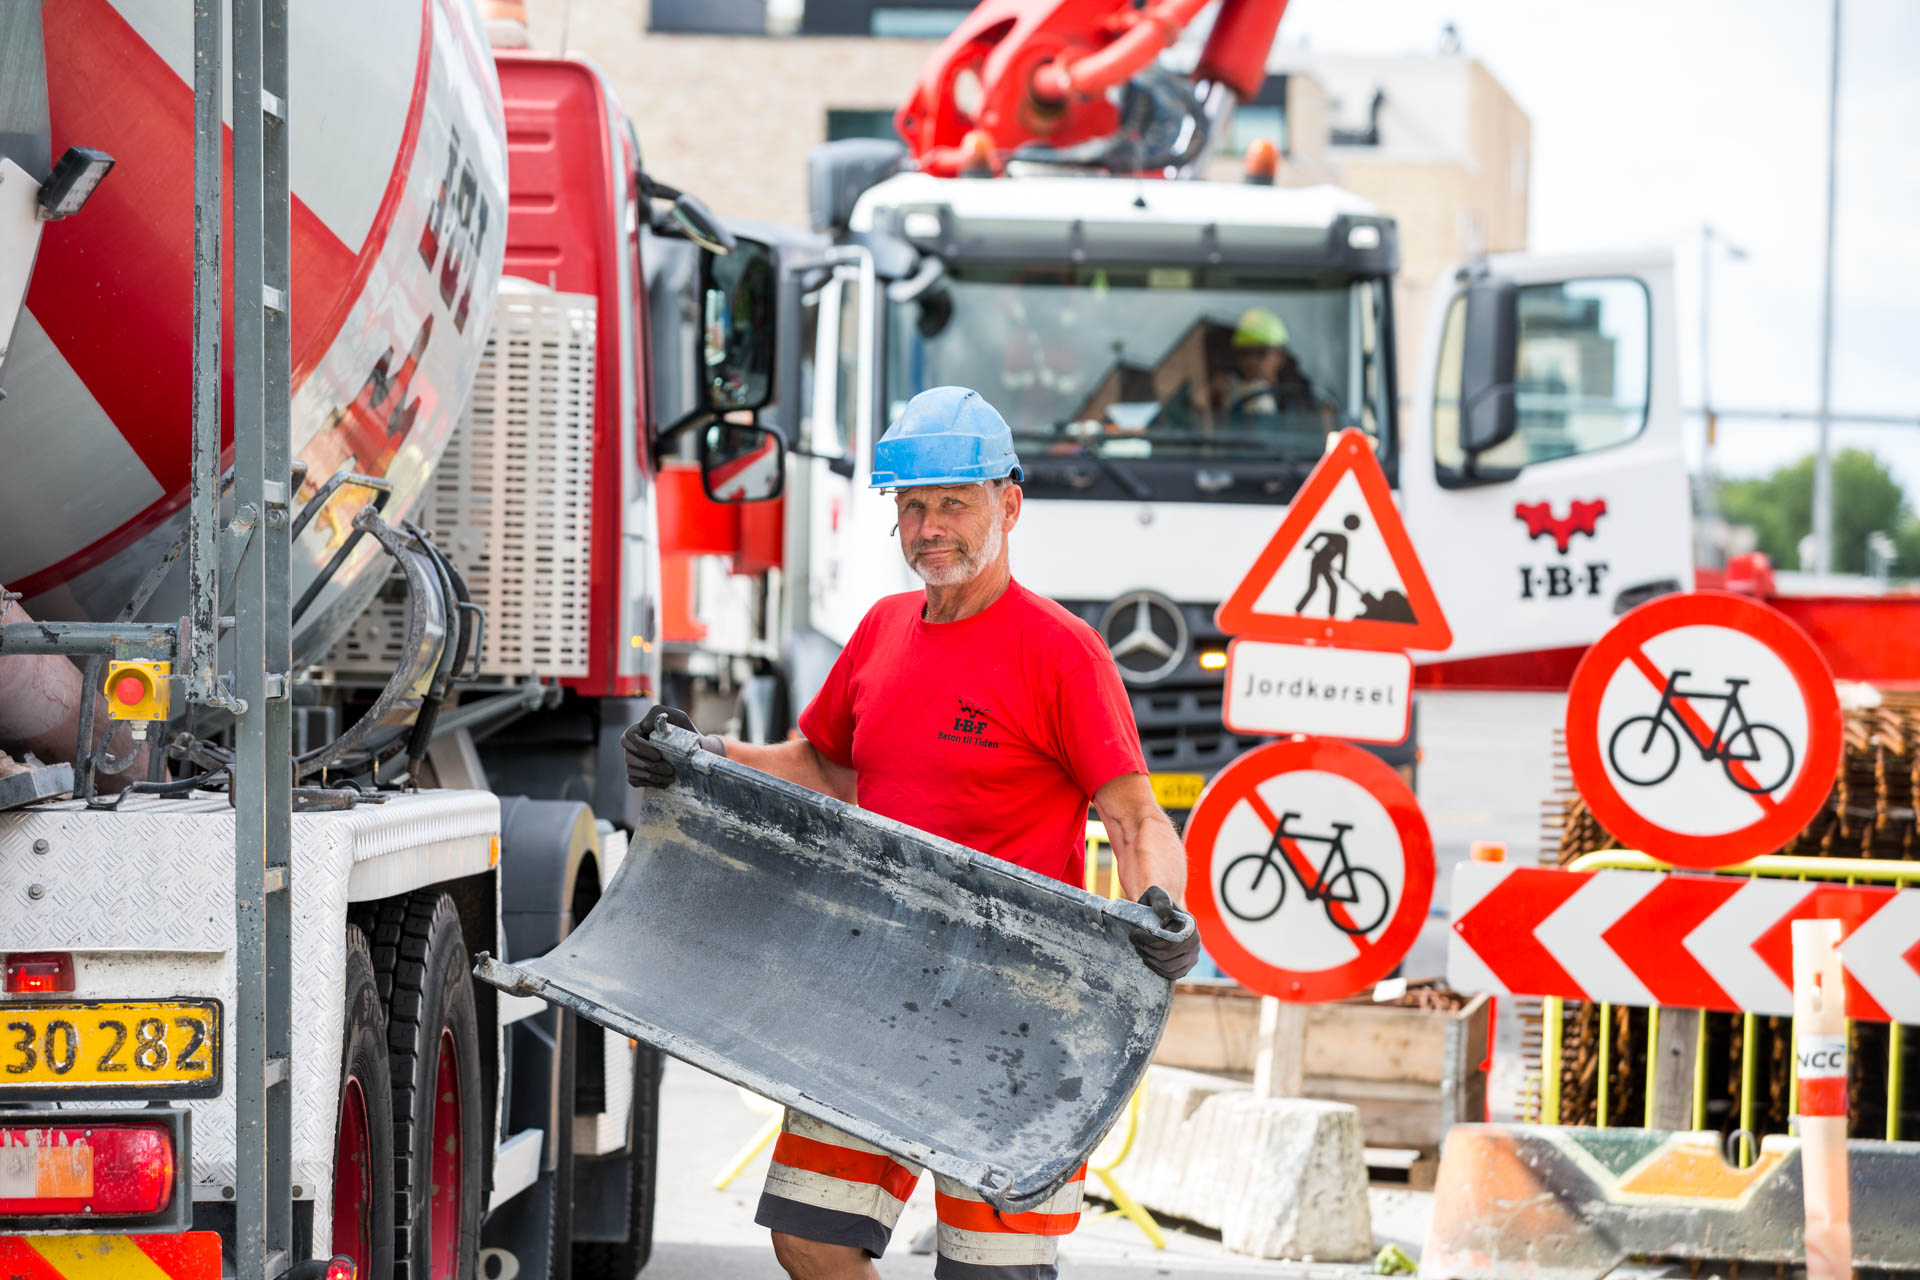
[367,892,484,1279]
[573,1046,663,1279]
[337,926,398,1280]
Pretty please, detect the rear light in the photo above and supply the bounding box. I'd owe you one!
[3,952,75,994]
[0,1123,174,1218]
[325,1258,357,1280]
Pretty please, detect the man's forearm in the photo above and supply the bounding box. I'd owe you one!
[724,737,856,802]
[1106,807,1188,903]
[1122,812,1188,903]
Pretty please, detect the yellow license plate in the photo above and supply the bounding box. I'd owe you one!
[0,1000,222,1100]
[1149,772,1206,810]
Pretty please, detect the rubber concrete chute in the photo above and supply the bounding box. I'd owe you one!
[473,722,1191,1214]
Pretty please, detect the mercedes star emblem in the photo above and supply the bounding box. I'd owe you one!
[1100,591,1189,686]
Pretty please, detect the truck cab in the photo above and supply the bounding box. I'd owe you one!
[775,154,1693,797]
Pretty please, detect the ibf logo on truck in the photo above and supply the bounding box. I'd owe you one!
[1515,498,1609,601]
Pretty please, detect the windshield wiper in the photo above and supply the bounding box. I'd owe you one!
[1090,451,1152,500]
[1019,450,1153,500]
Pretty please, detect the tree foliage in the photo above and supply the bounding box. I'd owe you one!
[1718,448,1920,578]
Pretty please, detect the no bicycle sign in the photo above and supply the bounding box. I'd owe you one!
[1565,591,1842,869]
[1184,739,1434,1002]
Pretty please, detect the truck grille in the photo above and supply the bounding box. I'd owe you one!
[1062,599,1262,777]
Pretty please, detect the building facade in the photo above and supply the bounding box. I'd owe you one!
[517,0,1529,401]
[1281,53,1532,395]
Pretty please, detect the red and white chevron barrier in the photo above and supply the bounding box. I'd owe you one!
[1448,863,1920,1022]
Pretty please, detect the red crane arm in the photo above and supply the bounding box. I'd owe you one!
[896,0,1291,176]
[1194,0,1289,100]
[1027,0,1212,102]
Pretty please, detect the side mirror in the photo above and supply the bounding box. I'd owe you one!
[699,422,787,503]
[671,190,736,256]
[637,167,738,255]
[699,235,777,414]
[1459,278,1519,456]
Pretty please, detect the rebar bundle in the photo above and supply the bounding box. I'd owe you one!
[1547,693,1920,1139]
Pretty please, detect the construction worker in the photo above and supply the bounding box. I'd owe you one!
[623,385,1198,1280]
[1215,306,1329,426]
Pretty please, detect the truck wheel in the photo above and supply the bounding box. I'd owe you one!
[573,1046,663,1278]
[368,892,484,1279]
[338,926,397,1280]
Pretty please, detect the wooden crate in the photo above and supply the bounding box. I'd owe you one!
[1154,982,1490,1154]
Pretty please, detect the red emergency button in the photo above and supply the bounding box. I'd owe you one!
[102,660,169,721]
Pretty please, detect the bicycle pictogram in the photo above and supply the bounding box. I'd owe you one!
[1219,812,1391,936]
[1607,668,1795,796]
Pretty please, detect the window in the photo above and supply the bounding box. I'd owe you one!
[825,108,896,143]
[1225,105,1287,157]
[1434,277,1650,475]
[801,0,964,36]
[832,276,861,457]
[885,265,1393,480]
[869,7,969,37]
[650,0,769,34]
[796,289,821,452]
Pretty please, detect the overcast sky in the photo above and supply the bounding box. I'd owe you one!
[1278,0,1920,495]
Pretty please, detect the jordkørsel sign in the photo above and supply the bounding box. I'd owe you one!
[1222,640,1411,745]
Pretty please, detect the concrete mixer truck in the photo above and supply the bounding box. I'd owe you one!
[0,3,785,1276]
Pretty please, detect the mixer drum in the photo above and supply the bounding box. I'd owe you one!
[0,0,507,663]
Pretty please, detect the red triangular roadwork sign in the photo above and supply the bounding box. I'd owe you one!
[1215,429,1453,652]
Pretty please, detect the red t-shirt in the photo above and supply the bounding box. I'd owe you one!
[799,581,1148,886]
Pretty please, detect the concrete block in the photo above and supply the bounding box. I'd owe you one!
[1116,1067,1373,1262]
[1216,1093,1373,1260]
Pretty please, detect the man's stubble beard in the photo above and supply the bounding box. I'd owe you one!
[907,501,1005,587]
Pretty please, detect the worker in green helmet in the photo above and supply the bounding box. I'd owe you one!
[1215,306,1330,427]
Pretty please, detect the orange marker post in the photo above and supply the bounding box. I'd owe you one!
[1792,917,1851,1280]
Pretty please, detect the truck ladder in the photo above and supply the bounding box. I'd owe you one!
[199,0,297,1272]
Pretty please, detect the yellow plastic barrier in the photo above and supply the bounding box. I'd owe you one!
[1543,850,1920,1162]
[1080,821,1166,1249]
[712,1086,785,1190]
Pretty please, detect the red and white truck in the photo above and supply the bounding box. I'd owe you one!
[0,3,786,1277]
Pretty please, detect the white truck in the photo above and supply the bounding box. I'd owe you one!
[753,155,1693,806]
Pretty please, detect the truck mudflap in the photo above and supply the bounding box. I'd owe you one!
[474,723,1191,1214]
[0,1233,223,1279]
[1419,1124,1920,1279]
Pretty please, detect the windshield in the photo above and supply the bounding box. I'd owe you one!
[884,265,1392,468]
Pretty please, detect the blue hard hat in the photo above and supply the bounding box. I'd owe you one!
[870,387,1024,490]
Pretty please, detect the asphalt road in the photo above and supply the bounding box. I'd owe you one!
[645,1057,1432,1280]
[639,691,1564,1277]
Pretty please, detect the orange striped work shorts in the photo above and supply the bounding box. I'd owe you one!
[754,1110,1086,1280]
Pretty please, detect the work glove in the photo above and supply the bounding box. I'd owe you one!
[1130,886,1200,981]
[621,705,725,789]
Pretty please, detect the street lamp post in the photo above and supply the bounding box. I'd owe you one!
[1811,0,1844,574]
[1699,224,1748,558]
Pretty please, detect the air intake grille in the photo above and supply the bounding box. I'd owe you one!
[323,287,597,678]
